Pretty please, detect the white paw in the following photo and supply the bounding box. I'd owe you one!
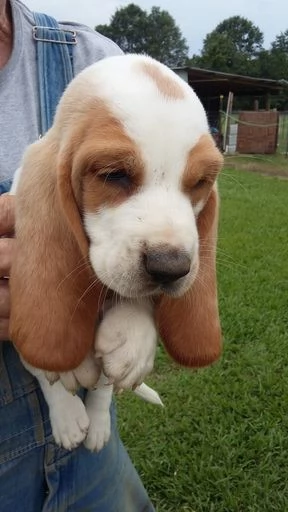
[49,392,90,450]
[84,410,111,452]
[95,301,157,390]
[83,380,113,452]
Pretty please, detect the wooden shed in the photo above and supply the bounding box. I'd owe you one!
[173,67,287,154]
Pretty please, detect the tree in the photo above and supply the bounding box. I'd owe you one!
[190,16,264,75]
[271,29,288,53]
[96,4,189,67]
[256,30,288,80]
[215,16,263,56]
[257,48,288,80]
[258,30,288,108]
[269,30,288,80]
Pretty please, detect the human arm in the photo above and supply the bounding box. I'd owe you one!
[0,194,15,340]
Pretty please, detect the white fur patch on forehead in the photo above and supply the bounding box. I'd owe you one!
[58,54,209,188]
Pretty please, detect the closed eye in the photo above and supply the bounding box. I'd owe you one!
[98,170,132,189]
[193,171,217,190]
[193,177,208,189]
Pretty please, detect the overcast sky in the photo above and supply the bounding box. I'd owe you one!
[24,0,288,55]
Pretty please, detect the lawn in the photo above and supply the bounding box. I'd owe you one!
[224,153,288,178]
[116,168,288,511]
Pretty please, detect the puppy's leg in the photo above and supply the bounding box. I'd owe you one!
[84,372,113,452]
[95,299,157,390]
[22,361,90,450]
[84,377,163,452]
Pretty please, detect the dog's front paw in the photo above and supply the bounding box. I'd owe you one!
[84,381,113,452]
[50,392,90,450]
[84,410,111,452]
[95,301,157,390]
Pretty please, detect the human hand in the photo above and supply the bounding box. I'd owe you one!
[0,194,15,340]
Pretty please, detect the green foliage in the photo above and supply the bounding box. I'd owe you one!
[96,5,288,107]
[189,15,287,81]
[96,3,188,67]
[189,16,288,108]
[257,31,288,81]
[216,16,264,55]
[272,29,288,53]
[117,169,288,511]
[190,16,264,75]
[257,31,288,108]
[96,4,149,55]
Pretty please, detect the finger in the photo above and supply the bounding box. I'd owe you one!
[0,238,15,276]
[0,195,15,235]
[0,318,9,341]
[0,280,10,317]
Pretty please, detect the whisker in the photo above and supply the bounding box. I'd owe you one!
[56,257,90,291]
[71,276,102,321]
[220,171,249,193]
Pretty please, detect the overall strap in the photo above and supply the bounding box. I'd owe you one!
[0,14,76,195]
[33,12,76,134]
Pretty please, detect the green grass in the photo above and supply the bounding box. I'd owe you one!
[224,153,288,178]
[116,169,288,511]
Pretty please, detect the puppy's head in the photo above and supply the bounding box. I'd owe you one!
[58,55,222,297]
[10,54,223,371]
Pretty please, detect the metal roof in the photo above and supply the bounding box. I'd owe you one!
[173,66,288,97]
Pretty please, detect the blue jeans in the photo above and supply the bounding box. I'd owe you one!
[0,342,155,511]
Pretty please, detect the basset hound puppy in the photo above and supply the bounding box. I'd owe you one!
[9,54,223,451]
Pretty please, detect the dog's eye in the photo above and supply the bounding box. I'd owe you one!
[194,178,207,189]
[99,170,131,189]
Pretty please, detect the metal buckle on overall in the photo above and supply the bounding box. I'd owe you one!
[32,26,77,44]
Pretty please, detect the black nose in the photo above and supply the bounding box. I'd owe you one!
[143,247,191,285]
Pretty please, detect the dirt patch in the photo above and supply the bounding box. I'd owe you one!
[224,154,288,179]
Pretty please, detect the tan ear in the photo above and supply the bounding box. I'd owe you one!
[155,186,222,367]
[9,136,103,371]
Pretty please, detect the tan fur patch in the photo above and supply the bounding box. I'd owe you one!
[10,136,101,371]
[156,187,222,367]
[138,61,185,100]
[9,99,144,372]
[182,134,223,206]
[64,102,145,213]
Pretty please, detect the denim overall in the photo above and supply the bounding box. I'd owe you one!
[0,12,154,511]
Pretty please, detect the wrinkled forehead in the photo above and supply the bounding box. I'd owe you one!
[57,56,218,186]
[96,57,205,130]
[65,55,209,152]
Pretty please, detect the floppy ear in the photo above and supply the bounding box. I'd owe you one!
[155,186,222,367]
[9,135,103,372]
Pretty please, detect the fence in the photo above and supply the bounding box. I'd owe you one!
[278,112,288,155]
[219,110,288,156]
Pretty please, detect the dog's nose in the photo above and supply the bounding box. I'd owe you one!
[143,247,191,285]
